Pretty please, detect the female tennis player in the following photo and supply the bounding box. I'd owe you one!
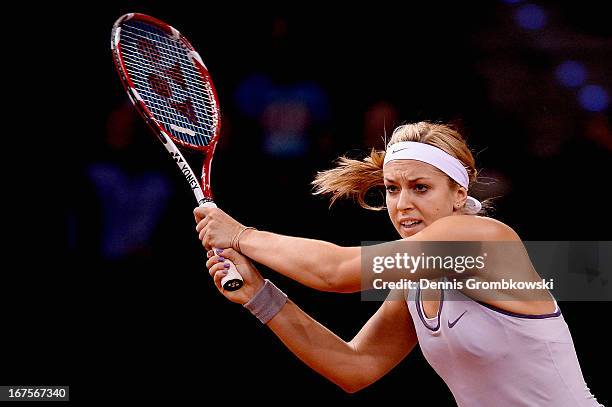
[195,122,602,406]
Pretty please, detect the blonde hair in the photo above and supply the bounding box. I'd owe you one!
[312,121,489,214]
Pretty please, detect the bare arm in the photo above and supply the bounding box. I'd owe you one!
[196,207,516,293]
[240,230,362,292]
[261,291,417,393]
[208,248,417,393]
[195,207,362,292]
[234,215,515,292]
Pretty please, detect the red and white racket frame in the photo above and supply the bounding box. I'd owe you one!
[111,13,243,291]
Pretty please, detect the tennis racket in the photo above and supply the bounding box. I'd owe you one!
[111,12,243,291]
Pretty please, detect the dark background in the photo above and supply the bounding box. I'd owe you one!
[5,1,610,405]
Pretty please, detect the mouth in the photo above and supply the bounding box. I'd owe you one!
[399,219,423,230]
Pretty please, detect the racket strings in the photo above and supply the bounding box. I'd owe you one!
[118,20,219,148]
[119,32,209,88]
[120,23,217,142]
[121,58,217,115]
[119,51,216,106]
[121,23,214,99]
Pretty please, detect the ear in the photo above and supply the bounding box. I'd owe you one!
[453,186,468,210]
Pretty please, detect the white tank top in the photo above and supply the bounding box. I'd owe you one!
[406,285,603,406]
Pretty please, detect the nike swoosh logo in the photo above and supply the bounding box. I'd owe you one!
[391,147,410,154]
[448,310,468,328]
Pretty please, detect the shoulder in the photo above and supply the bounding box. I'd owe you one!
[415,215,520,241]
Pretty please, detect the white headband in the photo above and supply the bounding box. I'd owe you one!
[383,141,482,214]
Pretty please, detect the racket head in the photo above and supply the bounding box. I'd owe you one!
[111,13,221,196]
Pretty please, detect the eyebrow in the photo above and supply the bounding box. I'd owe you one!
[384,176,431,183]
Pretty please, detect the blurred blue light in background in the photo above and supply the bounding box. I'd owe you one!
[555,61,587,88]
[578,85,609,112]
[515,4,547,30]
[501,0,524,4]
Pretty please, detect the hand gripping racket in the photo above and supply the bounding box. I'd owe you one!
[111,13,243,290]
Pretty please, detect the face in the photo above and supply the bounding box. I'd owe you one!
[384,160,467,238]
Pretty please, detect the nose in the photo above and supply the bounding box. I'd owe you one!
[397,189,415,212]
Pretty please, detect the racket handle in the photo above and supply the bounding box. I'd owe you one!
[220,261,244,291]
[200,201,244,291]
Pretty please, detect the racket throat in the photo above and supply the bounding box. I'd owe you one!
[170,151,200,190]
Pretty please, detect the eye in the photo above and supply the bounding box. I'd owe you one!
[415,184,429,192]
[385,185,398,193]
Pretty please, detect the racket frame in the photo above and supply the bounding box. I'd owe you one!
[111,13,243,290]
[111,12,220,204]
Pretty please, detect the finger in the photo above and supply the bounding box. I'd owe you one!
[199,221,216,242]
[203,231,212,251]
[206,254,226,269]
[193,207,206,223]
[206,250,215,259]
[200,233,211,251]
[208,261,229,277]
[214,248,237,262]
[193,207,213,223]
[195,217,210,233]
[213,267,228,290]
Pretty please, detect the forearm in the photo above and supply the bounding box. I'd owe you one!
[266,299,366,393]
[239,230,359,292]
